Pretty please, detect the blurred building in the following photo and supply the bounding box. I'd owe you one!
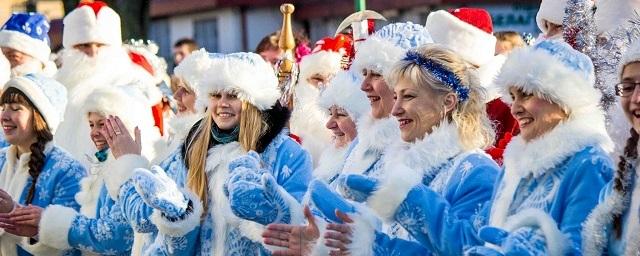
[149,0,540,63]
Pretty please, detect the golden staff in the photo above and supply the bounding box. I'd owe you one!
[276,3,298,106]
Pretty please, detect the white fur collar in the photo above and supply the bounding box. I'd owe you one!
[385,121,464,176]
[313,145,349,182]
[355,115,400,155]
[205,142,245,256]
[341,115,399,174]
[168,114,201,141]
[503,111,613,179]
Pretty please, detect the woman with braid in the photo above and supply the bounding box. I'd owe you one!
[0,74,85,255]
[582,42,640,255]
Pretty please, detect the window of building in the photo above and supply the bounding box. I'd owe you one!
[194,18,219,52]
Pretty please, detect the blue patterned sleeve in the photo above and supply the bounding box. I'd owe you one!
[392,156,498,255]
[51,160,85,209]
[67,200,135,254]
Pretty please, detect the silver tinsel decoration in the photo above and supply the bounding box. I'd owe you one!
[564,0,640,112]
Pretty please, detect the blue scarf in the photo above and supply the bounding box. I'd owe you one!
[211,124,239,144]
[95,148,110,162]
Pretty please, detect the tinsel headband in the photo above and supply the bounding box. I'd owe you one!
[402,51,470,102]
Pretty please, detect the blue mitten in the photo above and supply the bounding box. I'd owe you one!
[132,166,189,219]
[228,173,292,225]
[308,179,356,223]
[337,174,379,202]
[225,151,267,196]
[228,151,262,172]
[468,226,547,256]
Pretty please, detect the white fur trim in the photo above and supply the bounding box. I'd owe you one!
[298,50,343,82]
[0,30,50,64]
[619,40,640,78]
[38,205,78,250]
[63,4,122,48]
[151,189,204,236]
[426,10,497,66]
[75,171,104,218]
[104,154,150,200]
[536,0,569,34]
[351,35,406,77]
[177,50,280,111]
[4,76,65,133]
[366,163,421,221]
[310,219,330,256]
[595,0,640,35]
[345,208,379,256]
[582,188,626,256]
[503,208,568,256]
[314,146,348,182]
[491,111,612,236]
[496,45,598,114]
[366,122,464,221]
[318,71,370,121]
[341,116,399,174]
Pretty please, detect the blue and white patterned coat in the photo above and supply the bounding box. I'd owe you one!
[342,122,499,255]
[581,162,640,256]
[481,114,614,255]
[37,155,135,255]
[104,130,312,255]
[0,144,85,256]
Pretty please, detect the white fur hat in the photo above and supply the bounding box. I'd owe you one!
[318,70,370,121]
[618,41,640,77]
[82,84,155,134]
[176,49,280,111]
[425,8,497,66]
[3,74,67,133]
[0,12,52,65]
[299,51,343,83]
[351,22,432,77]
[595,0,640,35]
[496,40,598,113]
[536,0,569,35]
[62,1,122,48]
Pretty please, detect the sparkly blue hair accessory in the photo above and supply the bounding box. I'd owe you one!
[403,51,469,102]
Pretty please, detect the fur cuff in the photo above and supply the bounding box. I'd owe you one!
[38,205,78,250]
[366,163,422,221]
[346,209,379,256]
[104,154,149,200]
[504,208,567,256]
[310,219,330,256]
[151,189,203,237]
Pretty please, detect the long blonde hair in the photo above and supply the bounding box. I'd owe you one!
[386,44,495,150]
[185,100,266,210]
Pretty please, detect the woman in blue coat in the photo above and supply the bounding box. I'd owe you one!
[310,44,500,255]
[581,42,640,256]
[0,74,85,256]
[464,40,615,255]
[8,84,166,255]
[100,50,312,255]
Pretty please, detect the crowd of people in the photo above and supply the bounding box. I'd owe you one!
[0,0,638,255]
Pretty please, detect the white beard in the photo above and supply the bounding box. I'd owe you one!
[10,59,43,77]
[55,46,131,91]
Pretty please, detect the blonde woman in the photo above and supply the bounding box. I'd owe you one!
[101,51,312,255]
[314,44,500,255]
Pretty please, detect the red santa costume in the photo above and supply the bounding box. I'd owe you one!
[290,34,353,166]
[425,8,518,164]
[54,1,163,168]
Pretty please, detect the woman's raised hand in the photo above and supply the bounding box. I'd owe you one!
[100,115,142,158]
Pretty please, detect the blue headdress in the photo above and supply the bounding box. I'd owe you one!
[402,50,470,102]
